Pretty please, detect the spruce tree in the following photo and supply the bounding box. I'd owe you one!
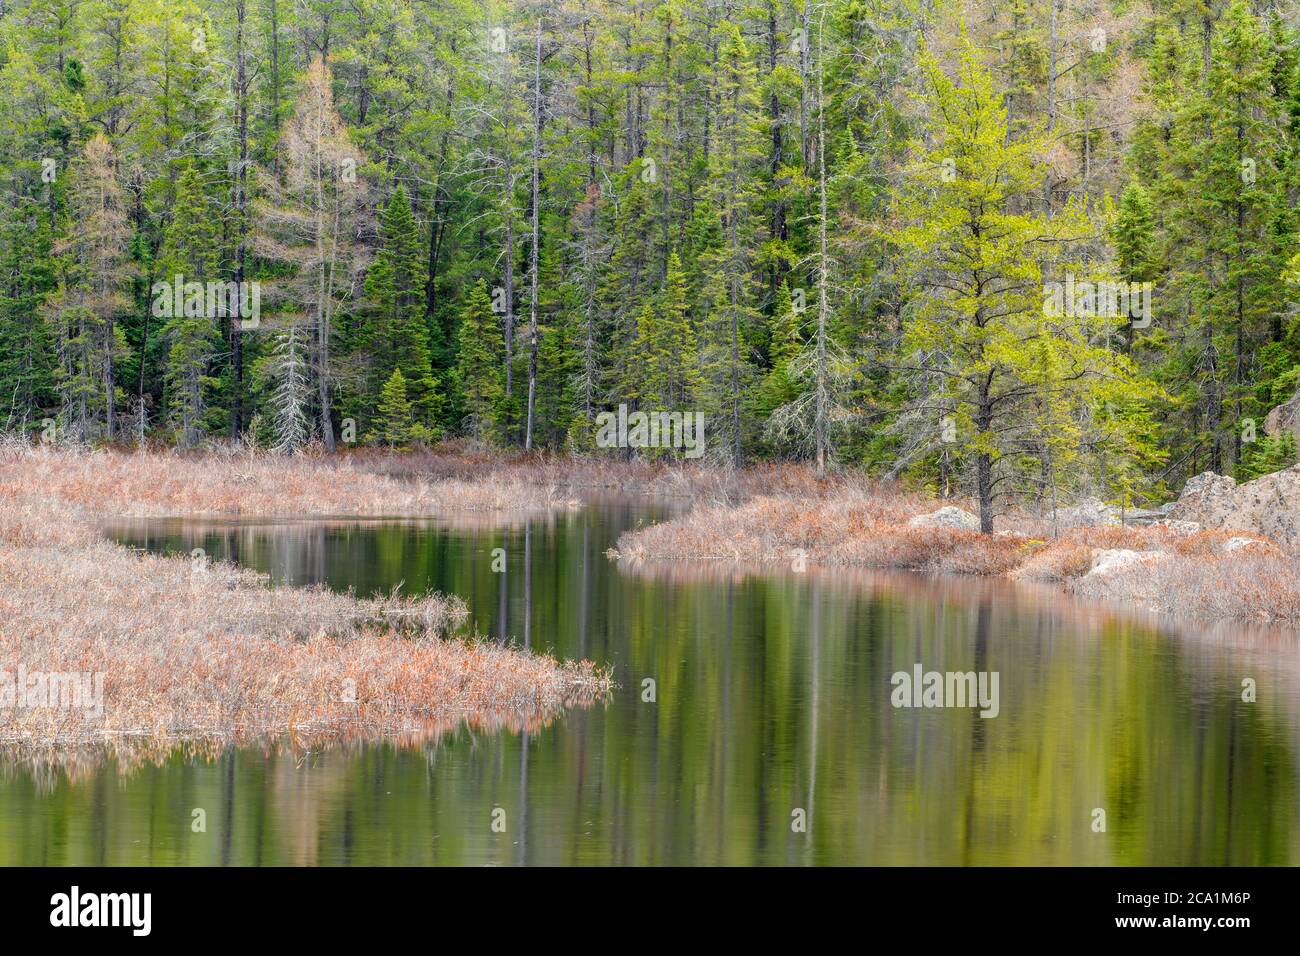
[0,203,57,433]
[697,22,764,467]
[157,166,219,447]
[374,367,416,447]
[1171,0,1285,473]
[362,185,439,436]
[637,251,700,414]
[454,279,504,442]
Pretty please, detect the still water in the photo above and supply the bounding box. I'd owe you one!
[2,501,1297,865]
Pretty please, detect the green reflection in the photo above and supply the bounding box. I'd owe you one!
[0,506,1295,866]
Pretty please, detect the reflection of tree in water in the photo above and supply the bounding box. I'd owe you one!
[34,510,1294,866]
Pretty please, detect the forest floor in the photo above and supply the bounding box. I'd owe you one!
[0,442,610,774]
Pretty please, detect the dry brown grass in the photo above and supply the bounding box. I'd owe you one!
[0,443,574,519]
[0,442,849,526]
[0,443,611,770]
[1067,551,1300,621]
[610,486,1300,624]
[609,485,933,563]
[350,440,836,502]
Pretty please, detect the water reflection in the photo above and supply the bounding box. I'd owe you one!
[0,505,1295,865]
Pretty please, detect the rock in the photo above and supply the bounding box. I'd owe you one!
[1264,388,1300,440]
[1173,471,1238,515]
[1123,507,1166,525]
[1222,536,1268,553]
[1051,497,1121,529]
[1170,465,1300,552]
[908,506,981,531]
[1153,519,1201,535]
[1086,549,1168,577]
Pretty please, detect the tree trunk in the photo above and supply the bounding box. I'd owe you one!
[814,10,829,476]
[231,0,249,438]
[525,17,542,450]
[977,393,993,533]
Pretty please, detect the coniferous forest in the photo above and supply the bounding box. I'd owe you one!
[7,0,1300,890]
[3,0,1300,518]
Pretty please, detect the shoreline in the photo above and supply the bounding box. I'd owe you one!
[0,444,612,771]
[3,442,1297,773]
[606,485,1300,626]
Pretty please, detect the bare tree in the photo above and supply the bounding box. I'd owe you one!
[253,56,371,452]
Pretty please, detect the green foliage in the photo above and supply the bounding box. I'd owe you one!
[0,0,1290,520]
[156,166,219,446]
[362,185,441,436]
[371,367,433,447]
[1237,430,1298,480]
[890,38,1164,526]
[454,279,505,442]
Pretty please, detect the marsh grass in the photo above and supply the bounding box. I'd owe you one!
[0,443,611,771]
[609,488,1299,624]
[0,443,571,518]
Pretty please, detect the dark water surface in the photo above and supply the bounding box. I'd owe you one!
[2,501,1297,865]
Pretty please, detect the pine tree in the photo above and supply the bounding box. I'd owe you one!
[755,279,803,445]
[1170,0,1285,473]
[254,56,372,452]
[454,278,504,442]
[374,367,415,447]
[1237,430,1297,479]
[890,39,1161,531]
[156,166,219,447]
[0,203,57,433]
[46,134,134,443]
[603,168,660,412]
[697,21,764,467]
[1110,180,1158,354]
[563,184,611,449]
[363,185,440,436]
[638,250,699,412]
[262,322,311,453]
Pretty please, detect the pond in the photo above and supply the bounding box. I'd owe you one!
[1,502,1296,865]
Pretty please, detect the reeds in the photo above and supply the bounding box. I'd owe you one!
[0,443,612,770]
[0,442,569,519]
[610,487,1299,624]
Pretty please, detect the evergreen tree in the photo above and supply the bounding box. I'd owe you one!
[890,39,1161,530]
[362,185,440,436]
[254,56,372,453]
[374,367,416,447]
[46,134,134,443]
[1169,0,1286,473]
[260,322,311,453]
[0,203,58,433]
[637,250,700,412]
[156,166,219,447]
[697,21,764,467]
[454,278,504,442]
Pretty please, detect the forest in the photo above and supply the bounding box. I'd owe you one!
[2,0,1300,525]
